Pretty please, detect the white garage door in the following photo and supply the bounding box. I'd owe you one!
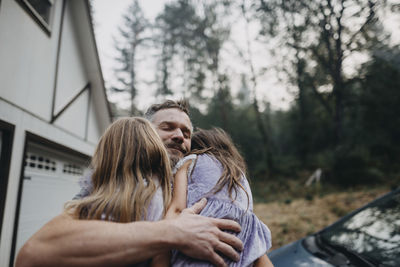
[15,143,90,254]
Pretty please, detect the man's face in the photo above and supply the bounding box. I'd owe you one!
[151,108,192,166]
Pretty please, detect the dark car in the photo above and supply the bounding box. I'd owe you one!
[268,187,400,266]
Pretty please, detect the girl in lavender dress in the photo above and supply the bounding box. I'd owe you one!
[153,128,273,267]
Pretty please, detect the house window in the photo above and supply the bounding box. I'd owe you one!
[17,0,54,34]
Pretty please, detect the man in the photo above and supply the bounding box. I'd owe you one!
[144,100,192,168]
[15,100,243,267]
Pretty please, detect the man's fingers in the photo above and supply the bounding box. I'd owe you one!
[208,252,227,267]
[183,198,207,215]
[214,240,241,262]
[217,231,243,252]
[213,218,242,233]
[176,201,244,265]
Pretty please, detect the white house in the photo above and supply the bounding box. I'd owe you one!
[0,0,112,265]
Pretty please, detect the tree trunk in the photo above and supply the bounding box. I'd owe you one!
[253,99,274,174]
[296,57,308,164]
[241,1,273,174]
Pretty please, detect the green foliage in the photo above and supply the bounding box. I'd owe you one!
[257,0,389,148]
[189,45,400,186]
[252,0,399,186]
[153,0,232,102]
[359,48,400,177]
[154,0,202,97]
[327,48,400,186]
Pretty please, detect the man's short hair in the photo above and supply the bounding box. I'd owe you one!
[144,99,190,122]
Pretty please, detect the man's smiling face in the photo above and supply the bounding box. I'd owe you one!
[151,108,192,166]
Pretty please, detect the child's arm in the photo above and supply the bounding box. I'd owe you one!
[254,254,274,267]
[150,159,192,267]
[165,159,192,219]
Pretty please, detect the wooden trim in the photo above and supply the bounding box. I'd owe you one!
[9,131,26,267]
[26,132,91,161]
[51,0,67,122]
[15,0,54,36]
[0,120,15,241]
[83,0,113,121]
[51,83,91,123]
[9,131,91,265]
[85,85,92,141]
[0,97,96,145]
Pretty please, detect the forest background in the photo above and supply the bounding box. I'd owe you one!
[92,0,400,248]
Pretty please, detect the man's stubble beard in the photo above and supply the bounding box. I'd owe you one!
[169,154,180,169]
[164,141,187,169]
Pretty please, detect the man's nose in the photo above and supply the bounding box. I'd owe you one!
[171,129,184,143]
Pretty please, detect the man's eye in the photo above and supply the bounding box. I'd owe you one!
[160,125,172,130]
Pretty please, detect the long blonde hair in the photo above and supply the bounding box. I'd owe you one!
[65,117,172,222]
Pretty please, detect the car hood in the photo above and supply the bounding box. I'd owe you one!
[268,239,334,267]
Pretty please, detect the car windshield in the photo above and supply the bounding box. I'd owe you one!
[319,189,400,266]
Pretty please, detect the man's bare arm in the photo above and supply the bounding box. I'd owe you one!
[15,199,243,267]
[15,213,173,267]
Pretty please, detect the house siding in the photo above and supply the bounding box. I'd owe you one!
[0,0,111,265]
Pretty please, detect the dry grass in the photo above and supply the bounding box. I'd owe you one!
[253,187,390,250]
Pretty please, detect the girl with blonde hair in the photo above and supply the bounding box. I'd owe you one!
[65,117,172,225]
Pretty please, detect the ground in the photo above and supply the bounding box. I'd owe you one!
[253,187,390,250]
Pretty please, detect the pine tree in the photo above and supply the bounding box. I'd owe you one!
[112,0,149,116]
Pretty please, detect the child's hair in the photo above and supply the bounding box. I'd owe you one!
[65,117,172,222]
[191,128,249,205]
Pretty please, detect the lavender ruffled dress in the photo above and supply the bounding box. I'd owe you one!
[171,154,272,267]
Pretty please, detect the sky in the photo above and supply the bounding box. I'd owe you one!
[91,0,292,112]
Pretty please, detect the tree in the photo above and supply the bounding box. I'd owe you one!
[154,0,206,99]
[112,0,149,115]
[256,0,390,147]
[197,0,232,129]
[154,0,233,129]
[359,46,400,180]
[239,0,274,174]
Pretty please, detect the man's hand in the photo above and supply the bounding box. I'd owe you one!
[168,198,243,267]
